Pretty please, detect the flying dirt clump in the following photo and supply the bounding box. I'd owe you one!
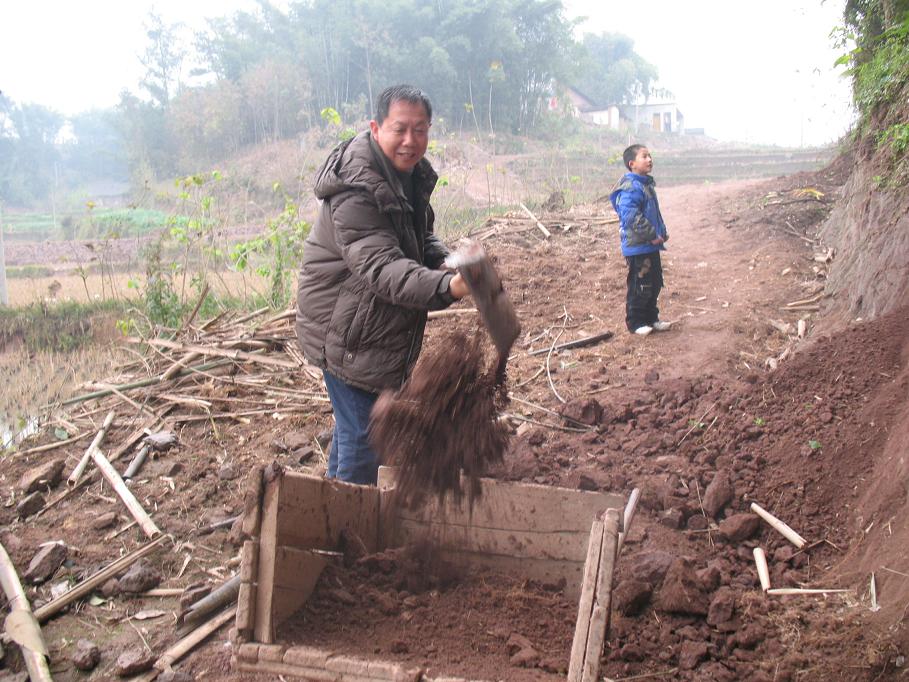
[369,329,510,508]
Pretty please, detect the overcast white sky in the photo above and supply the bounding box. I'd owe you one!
[1,0,854,147]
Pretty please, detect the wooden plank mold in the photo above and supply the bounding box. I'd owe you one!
[235,466,624,679]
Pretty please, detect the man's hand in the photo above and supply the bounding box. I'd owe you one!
[449,273,470,299]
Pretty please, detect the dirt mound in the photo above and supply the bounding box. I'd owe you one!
[370,329,509,507]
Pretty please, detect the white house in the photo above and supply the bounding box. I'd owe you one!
[554,86,685,134]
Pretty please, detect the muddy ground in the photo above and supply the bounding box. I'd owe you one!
[1,160,907,681]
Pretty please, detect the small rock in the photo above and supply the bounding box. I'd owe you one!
[505,633,535,655]
[687,514,708,531]
[718,514,760,543]
[679,640,709,670]
[613,579,652,616]
[295,446,316,463]
[218,464,239,480]
[702,471,734,518]
[707,587,736,625]
[144,430,177,450]
[644,369,660,385]
[24,542,68,584]
[16,491,45,518]
[158,671,194,682]
[732,624,765,649]
[167,462,184,476]
[560,398,604,426]
[101,578,121,597]
[315,429,333,449]
[696,565,722,592]
[72,639,101,671]
[390,640,409,654]
[655,558,710,616]
[659,508,684,529]
[92,511,118,530]
[629,551,674,588]
[118,559,162,593]
[510,647,540,667]
[615,643,645,661]
[18,459,65,494]
[116,647,155,676]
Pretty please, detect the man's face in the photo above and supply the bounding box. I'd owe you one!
[629,148,653,175]
[369,100,431,173]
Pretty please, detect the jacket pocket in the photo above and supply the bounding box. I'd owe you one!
[345,292,374,353]
[626,212,657,247]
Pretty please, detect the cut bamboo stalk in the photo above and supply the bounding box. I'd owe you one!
[67,411,116,487]
[179,575,241,631]
[750,502,807,549]
[527,331,614,356]
[753,548,771,591]
[13,431,89,458]
[0,542,53,681]
[161,351,203,381]
[617,488,641,556]
[146,606,237,679]
[90,447,161,539]
[766,588,851,596]
[144,588,184,597]
[519,202,552,238]
[34,534,169,622]
[130,337,299,370]
[123,445,151,480]
[60,359,231,406]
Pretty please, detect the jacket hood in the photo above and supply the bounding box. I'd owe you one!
[313,131,438,214]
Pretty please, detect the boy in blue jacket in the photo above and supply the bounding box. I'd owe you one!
[610,144,672,336]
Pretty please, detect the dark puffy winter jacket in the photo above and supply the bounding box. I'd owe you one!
[295,131,453,392]
[609,172,669,257]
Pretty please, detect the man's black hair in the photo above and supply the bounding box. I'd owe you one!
[623,144,647,171]
[375,85,432,125]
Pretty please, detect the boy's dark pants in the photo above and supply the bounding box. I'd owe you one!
[625,252,663,331]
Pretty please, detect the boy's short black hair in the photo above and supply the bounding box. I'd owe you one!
[623,144,647,171]
[375,85,433,125]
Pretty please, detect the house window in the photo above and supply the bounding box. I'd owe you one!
[652,113,661,131]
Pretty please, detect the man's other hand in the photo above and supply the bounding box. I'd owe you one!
[449,273,470,299]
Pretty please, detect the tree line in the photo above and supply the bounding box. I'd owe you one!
[1,0,659,207]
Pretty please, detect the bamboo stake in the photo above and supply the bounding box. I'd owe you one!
[519,202,552,238]
[67,411,115,487]
[179,575,240,630]
[617,488,641,556]
[750,502,807,549]
[34,534,169,622]
[753,548,771,591]
[0,542,53,681]
[90,447,161,539]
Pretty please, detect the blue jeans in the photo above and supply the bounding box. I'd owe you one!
[322,370,380,485]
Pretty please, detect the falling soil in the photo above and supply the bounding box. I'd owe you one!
[280,546,574,681]
[369,329,510,508]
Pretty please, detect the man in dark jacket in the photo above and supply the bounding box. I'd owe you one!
[295,85,469,485]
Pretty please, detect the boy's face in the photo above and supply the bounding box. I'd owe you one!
[629,148,653,175]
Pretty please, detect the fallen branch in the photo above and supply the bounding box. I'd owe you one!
[750,502,807,549]
[427,308,478,319]
[0,542,53,681]
[67,411,116,487]
[34,534,169,622]
[527,331,614,357]
[13,431,90,458]
[130,337,299,370]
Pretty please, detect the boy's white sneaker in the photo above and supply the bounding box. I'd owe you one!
[634,325,653,336]
[652,321,673,332]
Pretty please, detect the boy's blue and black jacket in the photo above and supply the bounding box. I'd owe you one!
[609,172,669,257]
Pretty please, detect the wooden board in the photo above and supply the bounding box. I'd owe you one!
[378,467,623,534]
[253,473,281,644]
[275,473,380,552]
[567,518,605,682]
[271,546,327,628]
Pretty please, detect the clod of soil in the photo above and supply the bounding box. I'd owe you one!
[370,329,510,507]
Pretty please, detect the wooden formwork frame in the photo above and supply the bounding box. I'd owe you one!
[233,465,623,681]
